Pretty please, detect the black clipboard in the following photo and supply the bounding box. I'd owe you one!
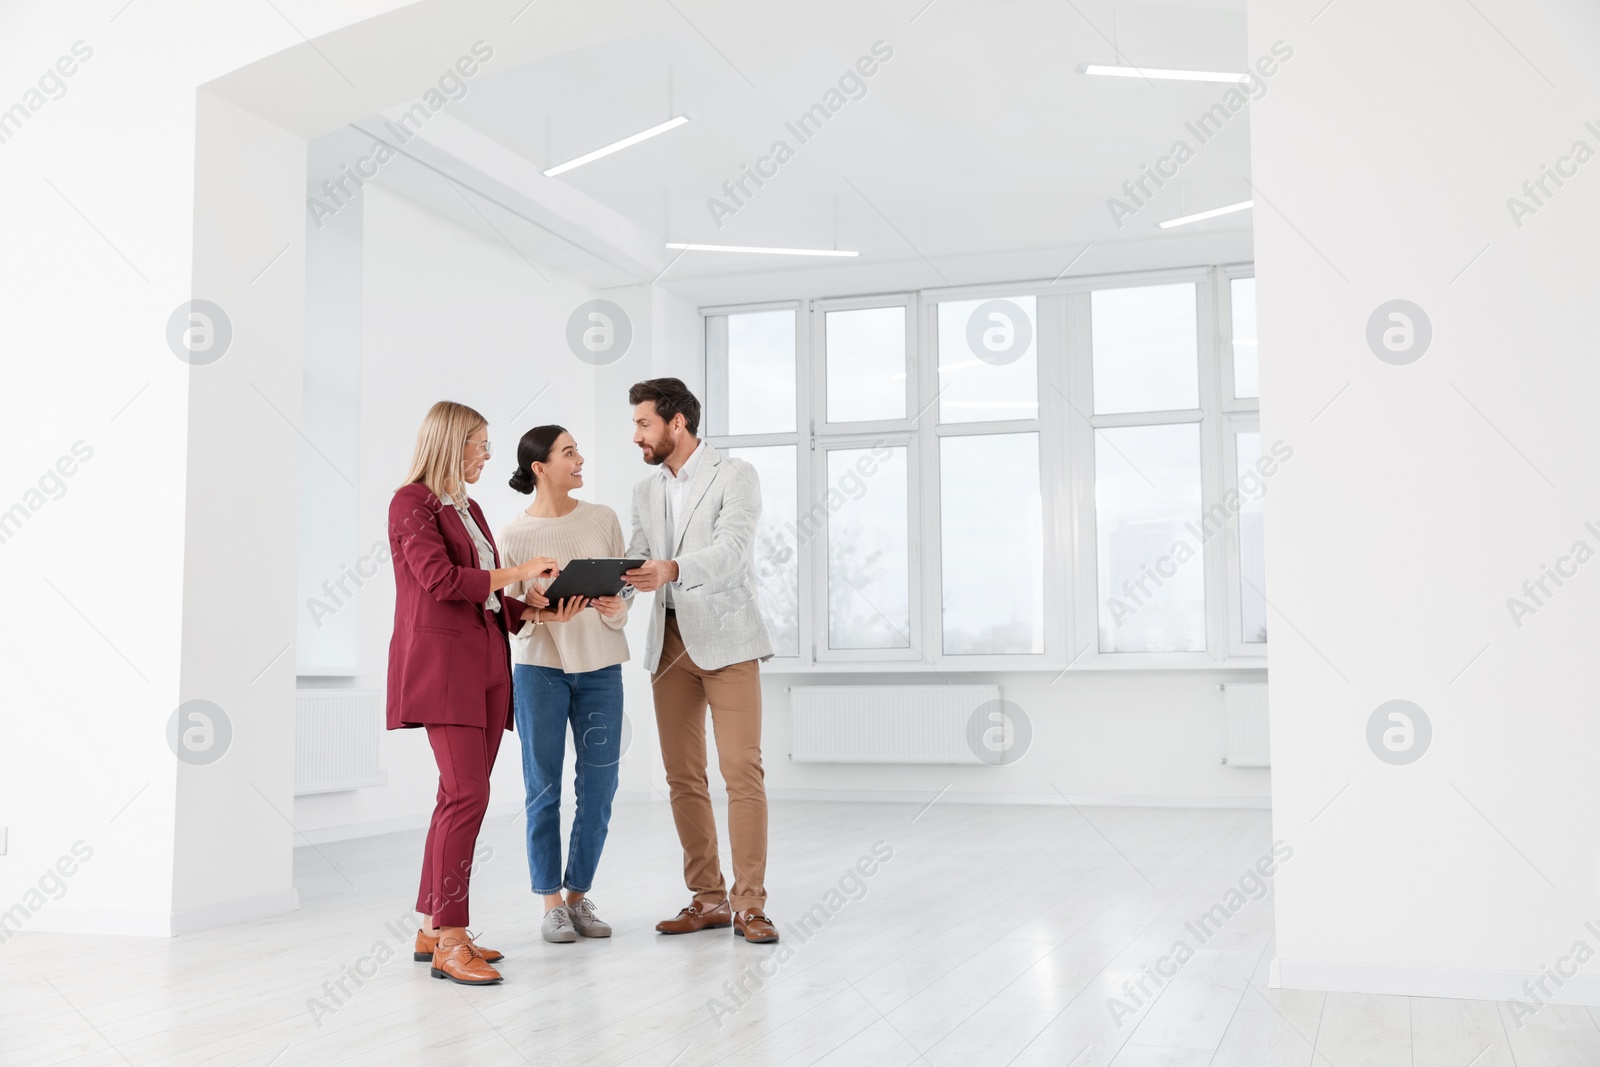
[537,558,645,603]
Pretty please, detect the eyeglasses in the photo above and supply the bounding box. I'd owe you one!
[467,440,493,457]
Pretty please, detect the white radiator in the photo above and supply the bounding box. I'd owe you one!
[295,690,388,794]
[789,685,1002,764]
[1223,682,1270,768]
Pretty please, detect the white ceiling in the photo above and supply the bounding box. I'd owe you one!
[358,0,1257,304]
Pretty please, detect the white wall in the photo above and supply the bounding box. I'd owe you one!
[0,1,405,938]
[1252,0,1600,999]
[297,131,366,675]
[169,91,307,930]
[762,671,1268,805]
[0,0,673,935]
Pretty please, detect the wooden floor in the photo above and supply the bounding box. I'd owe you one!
[4,800,1597,1066]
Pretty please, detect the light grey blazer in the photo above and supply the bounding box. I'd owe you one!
[627,441,775,673]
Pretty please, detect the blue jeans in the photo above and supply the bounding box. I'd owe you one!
[512,663,623,895]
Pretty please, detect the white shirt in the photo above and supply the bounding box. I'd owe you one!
[659,441,703,607]
[447,492,500,613]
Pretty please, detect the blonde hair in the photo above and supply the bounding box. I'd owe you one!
[399,400,487,501]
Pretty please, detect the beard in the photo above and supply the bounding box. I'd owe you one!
[641,431,672,465]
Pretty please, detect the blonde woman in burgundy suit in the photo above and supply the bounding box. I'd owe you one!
[387,400,558,986]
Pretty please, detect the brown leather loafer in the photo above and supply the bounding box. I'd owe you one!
[414,928,503,963]
[430,936,502,985]
[655,899,733,934]
[733,909,780,943]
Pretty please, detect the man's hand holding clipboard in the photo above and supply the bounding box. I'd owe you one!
[623,559,677,593]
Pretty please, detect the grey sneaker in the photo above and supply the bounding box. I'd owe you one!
[568,898,612,938]
[541,904,577,943]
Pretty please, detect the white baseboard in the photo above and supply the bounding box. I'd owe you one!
[11,908,172,939]
[1277,958,1600,1007]
[289,791,1268,848]
[618,788,1267,809]
[764,787,1271,809]
[170,888,300,935]
[19,887,300,939]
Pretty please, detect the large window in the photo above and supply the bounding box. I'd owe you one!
[725,443,800,658]
[703,266,1265,670]
[824,306,907,423]
[825,444,911,651]
[936,296,1039,423]
[1094,424,1205,653]
[1091,283,1198,414]
[705,308,795,436]
[1234,432,1267,645]
[1229,277,1259,399]
[940,433,1043,654]
[1086,283,1204,655]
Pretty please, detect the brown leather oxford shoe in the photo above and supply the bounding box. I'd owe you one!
[655,899,733,934]
[733,909,779,943]
[414,928,504,963]
[430,936,503,985]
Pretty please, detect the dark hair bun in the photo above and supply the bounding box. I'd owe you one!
[511,425,567,495]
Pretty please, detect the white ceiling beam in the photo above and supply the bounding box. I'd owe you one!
[371,108,671,282]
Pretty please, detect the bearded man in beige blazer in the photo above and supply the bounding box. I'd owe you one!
[622,377,778,944]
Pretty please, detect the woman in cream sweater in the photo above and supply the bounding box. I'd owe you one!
[500,425,631,943]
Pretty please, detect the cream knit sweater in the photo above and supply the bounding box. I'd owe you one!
[498,500,631,674]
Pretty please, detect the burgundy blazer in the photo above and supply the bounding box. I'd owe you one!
[385,482,528,732]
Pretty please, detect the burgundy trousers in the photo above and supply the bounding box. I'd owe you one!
[416,621,509,927]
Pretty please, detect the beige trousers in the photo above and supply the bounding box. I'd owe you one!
[651,616,767,912]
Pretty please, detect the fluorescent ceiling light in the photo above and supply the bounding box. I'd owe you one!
[543,116,690,177]
[1158,200,1253,228]
[1079,63,1247,84]
[665,243,859,257]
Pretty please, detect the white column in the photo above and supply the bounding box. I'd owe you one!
[1252,0,1600,999]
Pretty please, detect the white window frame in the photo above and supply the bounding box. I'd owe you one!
[808,294,922,664]
[703,300,807,662]
[812,433,923,663]
[812,293,917,434]
[1223,414,1268,659]
[1219,263,1258,411]
[702,265,1268,674]
[919,289,1063,669]
[702,299,804,441]
[1217,263,1265,658]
